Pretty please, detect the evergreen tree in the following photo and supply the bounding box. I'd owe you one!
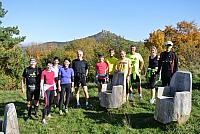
[0,2,25,90]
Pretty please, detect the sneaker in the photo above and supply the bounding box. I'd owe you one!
[25,117,30,123]
[138,95,142,102]
[64,108,68,114]
[59,110,63,115]
[150,98,155,104]
[129,93,134,101]
[75,104,81,109]
[42,119,47,125]
[86,103,92,109]
[47,114,51,118]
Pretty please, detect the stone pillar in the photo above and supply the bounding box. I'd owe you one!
[112,72,126,103]
[3,103,19,134]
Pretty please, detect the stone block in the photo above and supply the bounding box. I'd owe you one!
[3,103,19,134]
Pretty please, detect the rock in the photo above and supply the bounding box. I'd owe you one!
[3,103,19,134]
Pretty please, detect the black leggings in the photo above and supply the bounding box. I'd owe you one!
[59,84,71,110]
[42,90,54,119]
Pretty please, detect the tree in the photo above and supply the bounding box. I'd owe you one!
[144,21,200,69]
[0,2,25,90]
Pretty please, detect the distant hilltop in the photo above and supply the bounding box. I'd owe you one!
[22,30,139,47]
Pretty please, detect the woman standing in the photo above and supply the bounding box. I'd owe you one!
[40,61,56,124]
[58,58,74,115]
[147,46,159,104]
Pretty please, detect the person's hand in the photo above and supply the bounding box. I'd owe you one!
[41,92,44,99]
[126,75,130,80]
[58,86,61,92]
[54,91,57,96]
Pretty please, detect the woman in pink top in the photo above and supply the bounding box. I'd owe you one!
[40,61,56,124]
[95,53,108,99]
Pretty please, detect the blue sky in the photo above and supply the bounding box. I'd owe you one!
[2,0,200,44]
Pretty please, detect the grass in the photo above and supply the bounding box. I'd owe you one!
[0,83,200,134]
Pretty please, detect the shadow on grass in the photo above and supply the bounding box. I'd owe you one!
[193,82,200,90]
[83,111,167,130]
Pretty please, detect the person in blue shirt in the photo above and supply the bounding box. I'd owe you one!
[58,58,74,115]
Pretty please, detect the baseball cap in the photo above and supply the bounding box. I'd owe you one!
[29,58,36,64]
[165,41,173,46]
[98,53,104,57]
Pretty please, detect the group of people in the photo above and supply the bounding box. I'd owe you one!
[21,41,178,124]
[22,50,92,124]
[95,41,178,104]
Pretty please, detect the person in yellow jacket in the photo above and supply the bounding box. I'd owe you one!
[105,48,118,83]
[126,45,144,102]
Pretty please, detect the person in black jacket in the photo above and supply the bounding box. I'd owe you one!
[157,41,178,86]
[72,50,92,109]
[22,58,42,120]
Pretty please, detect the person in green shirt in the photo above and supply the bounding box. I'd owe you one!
[126,45,144,102]
[105,49,118,82]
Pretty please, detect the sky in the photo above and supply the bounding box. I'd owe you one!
[2,0,200,44]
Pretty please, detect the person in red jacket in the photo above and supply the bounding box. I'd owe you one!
[95,53,108,99]
[40,61,56,124]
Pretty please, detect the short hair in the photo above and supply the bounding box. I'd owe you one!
[109,48,115,53]
[77,50,83,54]
[130,45,136,48]
[151,46,157,53]
[120,49,126,54]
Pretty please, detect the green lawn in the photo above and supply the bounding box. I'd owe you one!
[0,83,200,134]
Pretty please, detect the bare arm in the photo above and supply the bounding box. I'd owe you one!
[21,78,26,93]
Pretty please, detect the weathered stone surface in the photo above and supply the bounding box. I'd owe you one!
[154,71,192,124]
[112,72,126,103]
[100,85,123,108]
[3,103,19,134]
[100,72,126,108]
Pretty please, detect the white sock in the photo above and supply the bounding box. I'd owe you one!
[77,101,80,105]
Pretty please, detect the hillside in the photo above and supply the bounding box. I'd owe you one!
[41,30,135,47]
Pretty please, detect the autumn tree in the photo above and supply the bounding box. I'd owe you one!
[0,2,25,90]
[144,21,200,71]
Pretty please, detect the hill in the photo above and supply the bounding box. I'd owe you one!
[40,30,135,47]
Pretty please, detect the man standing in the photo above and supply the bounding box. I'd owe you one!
[72,50,92,109]
[126,45,144,102]
[105,49,118,83]
[22,58,41,120]
[157,41,178,86]
[115,50,132,98]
